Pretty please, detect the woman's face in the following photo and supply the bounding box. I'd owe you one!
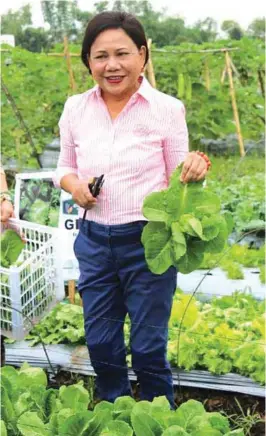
[88,28,146,100]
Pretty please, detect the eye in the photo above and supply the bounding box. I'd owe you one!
[118,52,129,56]
[95,54,107,59]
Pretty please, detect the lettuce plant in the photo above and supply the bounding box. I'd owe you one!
[0,365,244,436]
[141,166,231,274]
[0,230,24,268]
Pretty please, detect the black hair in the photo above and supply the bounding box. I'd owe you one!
[81,11,149,73]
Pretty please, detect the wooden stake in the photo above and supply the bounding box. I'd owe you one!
[145,39,156,88]
[221,66,227,84]
[258,69,265,97]
[63,36,77,91]
[68,280,76,304]
[204,58,211,91]
[225,51,245,157]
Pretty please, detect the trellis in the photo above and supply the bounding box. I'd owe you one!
[47,38,245,156]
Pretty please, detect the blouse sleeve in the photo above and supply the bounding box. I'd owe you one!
[162,101,189,182]
[54,98,78,187]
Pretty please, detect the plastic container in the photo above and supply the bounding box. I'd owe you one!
[0,219,64,340]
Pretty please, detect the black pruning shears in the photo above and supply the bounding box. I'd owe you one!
[82,174,105,221]
[88,174,105,198]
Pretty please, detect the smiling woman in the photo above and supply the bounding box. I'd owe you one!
[55,10,210,409]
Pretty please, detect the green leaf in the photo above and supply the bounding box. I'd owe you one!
[204,217,228,253]
[19,366,47,388]
[177,240,205,273]
[151,396,171,413]
[0,420,7,436]
[222,211,234,234]
[201,216,221,241]
[94,401,114,414]
[101,420,133,436]
[17,411,47,436]
[83,410,111,436]
[59,411,94,435]
[1,229,24,267]
[142,191,171,223]
[43,389,59,421]
[131,401,152,418]
[131,412,163,436]
[206,412,230,433]
[190,428,222,436]
[114,410,132,426]
[141,222,173,274]
[162,426,189,436]
[59,383,89,411]
[175,400,205,430]
[179,214,203,238]
[1,384,15,425]
[171,222,187,261]
[113,396,135,417]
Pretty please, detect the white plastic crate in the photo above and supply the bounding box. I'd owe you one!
[0,219,64,340]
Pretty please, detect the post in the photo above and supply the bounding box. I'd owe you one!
[204,58,211,91]
[145,38,156,88]
[221,66,227,84]
[224,51,245,157]
[68,280,76,304]
[63,36,77,91]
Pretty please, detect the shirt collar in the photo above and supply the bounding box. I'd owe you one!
[92,75,153,102]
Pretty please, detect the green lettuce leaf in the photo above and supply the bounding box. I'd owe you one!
[1,229,24,268]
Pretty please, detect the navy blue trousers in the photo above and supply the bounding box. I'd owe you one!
[74,219,177,408]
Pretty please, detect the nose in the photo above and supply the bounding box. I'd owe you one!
[105,55,120,70]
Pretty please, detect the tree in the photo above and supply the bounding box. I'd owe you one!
[190,17,218,43]
[1,4,32,36]
[93,1,109,13]
[41,0,79,42]
[16,27,52,52]
[247,18,265,40]
[222,20,243,40]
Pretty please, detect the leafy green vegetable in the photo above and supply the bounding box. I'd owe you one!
[25,288,265,384]
[1,229,24,268]
[0,420,7,436]
[0,364,245,436]
[17,411,47,436]
[101,420,133,436]
[142,166,230,274]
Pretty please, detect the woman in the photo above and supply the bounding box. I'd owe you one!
[56,11,210,408]
[0,164,14,223]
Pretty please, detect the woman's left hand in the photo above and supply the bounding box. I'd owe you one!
[180,152,208,183]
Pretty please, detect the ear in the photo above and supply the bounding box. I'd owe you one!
[139,45,147,61]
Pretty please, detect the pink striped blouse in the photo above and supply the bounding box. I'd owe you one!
[55,76,189,225]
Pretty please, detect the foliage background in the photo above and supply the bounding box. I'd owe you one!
[1,0,265,169]
[1,37,264,169]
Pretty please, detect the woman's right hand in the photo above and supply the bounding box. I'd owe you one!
[71,180,97,210]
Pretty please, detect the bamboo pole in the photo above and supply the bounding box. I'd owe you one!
[258,69,265,97]
[204,58,211,91]
[63,36,77,91]
[224,51,245,157]
[221,66,227,84]
[145,38,156,88]
[47,47,240,58]
[68,280,76,304]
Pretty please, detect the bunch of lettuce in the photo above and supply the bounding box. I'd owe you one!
[141,166,232,274]
[1,363,244,436]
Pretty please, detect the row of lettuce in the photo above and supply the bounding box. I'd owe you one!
[1,363,245,435]
[25,289,265,385]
